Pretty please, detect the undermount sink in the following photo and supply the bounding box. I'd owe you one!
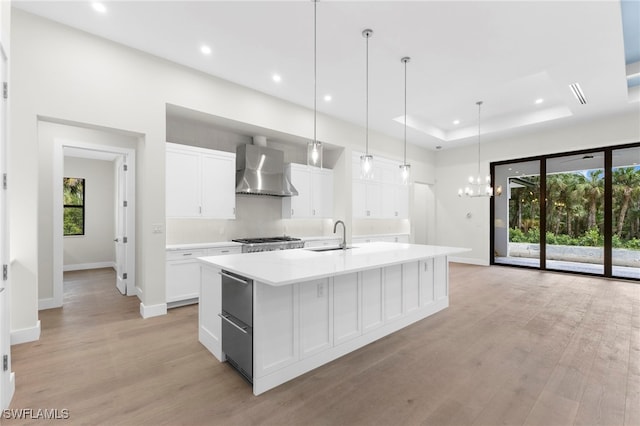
[305,246,356,252]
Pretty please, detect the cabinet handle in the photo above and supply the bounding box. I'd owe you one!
[313,209,316,216]
[219,271,249,285]
[182,253,193,256]
[218,313,248,334]
[291,209,294,216]
[233,207,236,215]
[221,250,229,253]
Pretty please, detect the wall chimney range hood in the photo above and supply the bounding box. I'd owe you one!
[235,137,298,197]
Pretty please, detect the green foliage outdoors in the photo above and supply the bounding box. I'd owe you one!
[63,177,84,236]
[508,165,640,251]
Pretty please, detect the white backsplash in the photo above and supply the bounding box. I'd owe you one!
[166,195,335,244]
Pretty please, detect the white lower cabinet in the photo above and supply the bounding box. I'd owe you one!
[255,284,298,377]
[361,269,384,332]
[384,265,403,321]
[166,246,241,307]
[420,258,435,306]
[166,249,206,305]
[403,262,420,314]
[434,256,448,301]
[333,273,361,346]
[299,279,332,358]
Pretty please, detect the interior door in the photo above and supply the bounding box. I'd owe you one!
[114,156,128,295]
[0,44,10,409]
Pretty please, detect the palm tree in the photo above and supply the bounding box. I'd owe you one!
[578,169,604,231]
[613,167,640,238]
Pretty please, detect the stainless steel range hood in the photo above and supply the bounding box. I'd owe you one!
[235,139,298,197]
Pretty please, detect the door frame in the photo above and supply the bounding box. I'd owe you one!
[53,138,136,307]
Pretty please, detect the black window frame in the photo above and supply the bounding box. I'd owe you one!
[63,177,86,237]
[490,141,640,282]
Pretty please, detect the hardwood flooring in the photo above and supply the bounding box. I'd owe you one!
[6,265,639,426]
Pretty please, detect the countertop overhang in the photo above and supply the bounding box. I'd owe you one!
[198,242,470,286]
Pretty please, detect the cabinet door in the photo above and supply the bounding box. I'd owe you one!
[352,179,367,218]
[166,259,201,302]
[289,165,312,218]
[395,185,409,219]
[166,149,200,217]
[420,259,435,306]
[299,279,332,358]
[201,153,236,219]
[434,256,448,301]
[381,183,396,218]
[312,169,333,218]
[254,284,298,377]
[384,265,403,321]
[361,268,383,332]
[403,262,420,314]
[333,273,361,345]
[365,181,382,218]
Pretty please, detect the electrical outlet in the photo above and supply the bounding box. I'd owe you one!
[152,224,163,234]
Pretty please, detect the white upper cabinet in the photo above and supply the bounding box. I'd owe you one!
[166,143,236,219]
[283,164,333,219]
[352,152,409,219]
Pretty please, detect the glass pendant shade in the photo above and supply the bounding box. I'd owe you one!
[307,140,323,168]
[360,154,374,179]
[400,164,410,185]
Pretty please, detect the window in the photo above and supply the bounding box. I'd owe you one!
[63,177,85,236]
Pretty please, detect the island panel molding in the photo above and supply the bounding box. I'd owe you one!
[199,242,469,395]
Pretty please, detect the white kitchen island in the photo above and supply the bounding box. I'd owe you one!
[198,242,469,395]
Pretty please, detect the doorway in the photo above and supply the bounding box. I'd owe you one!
[412,182,434,244]
[53,138,136,308]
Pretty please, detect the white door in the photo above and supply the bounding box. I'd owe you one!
[114,155,135,296]
[0,45,11,409]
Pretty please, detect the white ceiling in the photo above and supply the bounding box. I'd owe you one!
[13,0,640,150]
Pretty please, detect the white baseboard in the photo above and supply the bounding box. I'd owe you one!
[139,302,167,319]
[63,261,115,272]
[449,256,489,266]
[38,297,61,310]
[11,320,41,345]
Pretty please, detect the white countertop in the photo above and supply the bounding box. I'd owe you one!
[198,242,470,286]
[166,241,242,251]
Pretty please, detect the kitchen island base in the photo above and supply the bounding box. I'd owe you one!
[200,250,452,396]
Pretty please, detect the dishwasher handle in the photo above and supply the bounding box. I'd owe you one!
[218,313,249,334]
[219,271,250,285]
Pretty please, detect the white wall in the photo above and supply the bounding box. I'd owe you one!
[435,112,640,264]
[10,10,435,332]
[63,156,115,270]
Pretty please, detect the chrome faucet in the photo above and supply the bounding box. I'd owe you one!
[333,220,347,249]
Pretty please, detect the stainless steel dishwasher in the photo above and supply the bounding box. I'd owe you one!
[218,270,253,383]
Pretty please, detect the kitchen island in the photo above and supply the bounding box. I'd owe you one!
[198,242,469,395]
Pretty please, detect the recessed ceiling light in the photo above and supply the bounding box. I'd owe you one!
[453,119,460,125]
[535,98,544,104]
[272,74,282,83]
[323,94,332,102]
[92,2,107,13]
[200,45,212,55]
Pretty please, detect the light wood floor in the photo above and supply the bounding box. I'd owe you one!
[6,265,639,426]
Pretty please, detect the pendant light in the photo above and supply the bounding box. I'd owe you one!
[307,0,323,168]
[458,101,493,197]
[399,56,411,185]
[360,28,374,179]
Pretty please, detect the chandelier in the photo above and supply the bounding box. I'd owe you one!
[458,101,493,197]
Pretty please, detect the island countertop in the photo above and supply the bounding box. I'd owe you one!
[198,242,470,286]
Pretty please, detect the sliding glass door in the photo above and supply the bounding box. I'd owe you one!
[546,153,605,275]
[491,142,639,281]
[612,146,640,279]
[493,160,541,268]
